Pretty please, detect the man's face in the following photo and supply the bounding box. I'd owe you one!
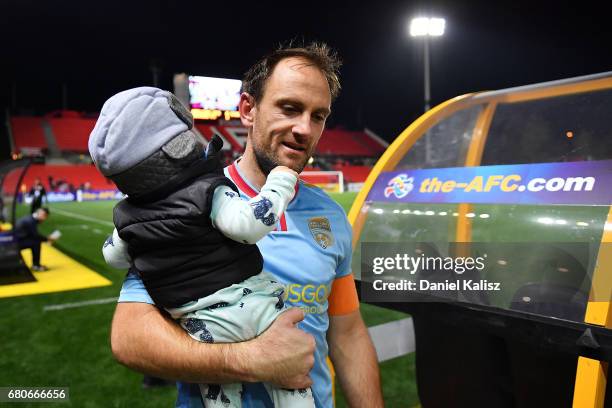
[36,210,48,222]
[247,57,331,174]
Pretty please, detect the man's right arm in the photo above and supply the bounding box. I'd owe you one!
[112,301,251,383]
[111,277,315,388]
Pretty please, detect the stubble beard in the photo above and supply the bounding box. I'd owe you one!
[253,147,279,176]
[253,143,309,175]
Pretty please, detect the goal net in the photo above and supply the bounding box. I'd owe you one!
[300,171,344,193]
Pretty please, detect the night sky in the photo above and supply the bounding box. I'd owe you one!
[2,0,611,143]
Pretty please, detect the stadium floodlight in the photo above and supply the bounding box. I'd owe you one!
[409,17,446,37]
[409,16,445,164]
[408,17,446,113]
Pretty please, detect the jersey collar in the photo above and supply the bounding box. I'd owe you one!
[227,159,300,202]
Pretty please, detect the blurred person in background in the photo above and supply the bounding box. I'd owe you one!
[0,195,6,223]
[29,178,47,213]
[14,207,57,271]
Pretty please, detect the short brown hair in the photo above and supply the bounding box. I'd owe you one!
[242,41,342,102]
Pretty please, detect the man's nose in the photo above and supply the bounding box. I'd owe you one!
[292,113,312,139]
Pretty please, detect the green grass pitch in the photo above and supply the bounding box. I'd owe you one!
[0,192,418,407]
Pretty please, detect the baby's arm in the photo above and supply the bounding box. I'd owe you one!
[211,167,298,244]
[103,228,131,269]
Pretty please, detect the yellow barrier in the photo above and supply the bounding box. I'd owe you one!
[0,243,112,298]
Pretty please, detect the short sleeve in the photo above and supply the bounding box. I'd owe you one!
[334,229,352,279]
[328,217,359,315]
[118,272,155,304]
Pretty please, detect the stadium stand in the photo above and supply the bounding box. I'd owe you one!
[194,124,243,151]
[48,117,97,151]
[316,128,386,156]
[10,117,47,152]
[10,110,386,157]
[332,164,372,182]
[362,128,389,153]
[162,124,386,158]
[3,164,114,194]
[7,110,386,192]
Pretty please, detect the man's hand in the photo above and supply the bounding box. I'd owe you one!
[240,307,315,389]
[110,303,315,387]
[47,230,61,244]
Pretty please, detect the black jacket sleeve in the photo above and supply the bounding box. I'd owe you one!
[15,216,47,243]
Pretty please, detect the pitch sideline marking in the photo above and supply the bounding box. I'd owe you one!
[52,208,114,228]
[43,297,118,311]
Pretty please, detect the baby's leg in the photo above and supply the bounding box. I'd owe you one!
[172,272,299,407]
[172,273,285,407]
[199,383,242,408]
[252,274,313,407]
[177,274,287,343]
[263,383,315,408]
[178,319,242,407]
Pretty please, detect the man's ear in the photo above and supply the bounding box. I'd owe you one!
[239,92,256,127]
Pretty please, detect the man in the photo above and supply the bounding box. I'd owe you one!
[110,43,383,407]
[0,195,5,223]
[14,207,55,271]
[29,178,47,214]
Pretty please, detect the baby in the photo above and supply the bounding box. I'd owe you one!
[89,87,313,407]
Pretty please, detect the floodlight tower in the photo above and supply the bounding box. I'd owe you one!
[409,17,446,112]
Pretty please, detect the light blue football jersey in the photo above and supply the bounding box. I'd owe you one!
[118,161,354,408]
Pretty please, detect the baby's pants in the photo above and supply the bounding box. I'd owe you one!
[167,272,314,408]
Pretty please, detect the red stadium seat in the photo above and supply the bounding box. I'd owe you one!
[10,117,47,150]
[194,124,243,152]
[316,129,385,156]
[335,165,372,182]
[359,131,387,154]
[3,165,115,194]
[49,118,97,151]
[302,166,322,172]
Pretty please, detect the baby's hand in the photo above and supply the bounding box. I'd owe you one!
[270,166,298,179]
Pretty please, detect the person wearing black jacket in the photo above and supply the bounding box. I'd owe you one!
[14,207,56,271]
[29,179,47,214]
